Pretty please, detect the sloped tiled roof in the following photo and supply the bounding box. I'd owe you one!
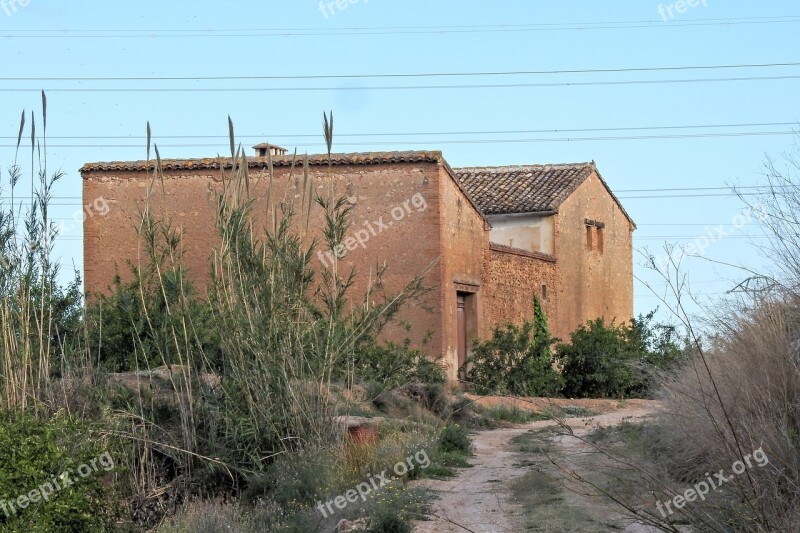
[80,151,444,173]
[80,150,490,225]
[81,152,632,225]
[454,163,595,215]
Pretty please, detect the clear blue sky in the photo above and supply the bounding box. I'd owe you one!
[1,0,799,326]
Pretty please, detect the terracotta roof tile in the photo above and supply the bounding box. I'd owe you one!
[80,150,444,173]
[454,163,594,215]
[80,152,633,226]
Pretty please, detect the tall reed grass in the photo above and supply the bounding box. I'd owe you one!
[0,92,84,413]
[1,97,437,528]
[95,115,433,505]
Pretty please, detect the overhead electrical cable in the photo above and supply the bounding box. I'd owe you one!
[4,15,800,38]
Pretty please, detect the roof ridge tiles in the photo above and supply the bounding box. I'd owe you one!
[81,150,444,173]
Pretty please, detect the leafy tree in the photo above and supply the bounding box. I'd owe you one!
[462,296,562,396]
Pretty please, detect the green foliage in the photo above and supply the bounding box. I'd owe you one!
[432,449,471,469]
[482,405,548,424]
[462,297,562,396]
[78,120,435,514]
[2,107,441,529]
[197,172,431,474]
[0,95,86,409]
[368,513,412,533]
[557,312,685,399]
[630,310,687,371]
[251,451,337,510]
[558,405,596,418]
[0,411,118,532]
[85,270,221,373]
[362,484,426,532]
[557,318,641,398]
[158,499,326,533]
[351,337,445,389]
[438,423,471,454]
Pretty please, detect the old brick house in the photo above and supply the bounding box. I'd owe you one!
[82,150,634,381]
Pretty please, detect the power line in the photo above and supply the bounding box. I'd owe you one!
[0,185,773,196]
[618,192,765,199]
[637,292,732,298]
[3,75,800,93]
[0,187,778,205]
[635,279,732,285]
[0,174,783,203]
[635,234,764,237]
[4,15,800,37]
[3,62,799,82]
[617,185,773,193]
[33,233,768,242]
[0,130,795,150]
[1,122,794,141]
[637,223,757,226]
[634,235,765,240]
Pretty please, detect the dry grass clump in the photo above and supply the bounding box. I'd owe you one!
[652,298,800,530]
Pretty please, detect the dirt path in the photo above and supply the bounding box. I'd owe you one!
[412,399,661,533]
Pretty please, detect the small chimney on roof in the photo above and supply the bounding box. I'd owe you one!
[253,143,288,157]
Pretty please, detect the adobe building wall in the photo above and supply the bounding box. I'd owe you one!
[82,160,445,358]
[483,247,559,337]
[437,167,490,380]
[553,170,634,339]
[84,158,635,381]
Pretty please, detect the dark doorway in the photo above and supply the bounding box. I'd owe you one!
[457,293,468,373]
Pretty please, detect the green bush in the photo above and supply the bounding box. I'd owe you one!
[438,423,471,455]
[85,271,222,373]
[557,319,641,398]
[557,312,685,399]
[0,411,119,532]
[630,310,687,372]
[368,513,412,533]
[351,337,445,388]
[253,451,339,509]
[462,297,562,396]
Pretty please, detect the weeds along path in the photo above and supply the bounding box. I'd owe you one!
[412,399,661,533]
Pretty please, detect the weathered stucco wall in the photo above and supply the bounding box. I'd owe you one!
[554,170,634,339]
[487,214,554,255]
[83,158,635,381]
[437,166,490,380]
[83,160,445,358]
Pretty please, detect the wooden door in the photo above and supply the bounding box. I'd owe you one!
[457,294,467,372]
